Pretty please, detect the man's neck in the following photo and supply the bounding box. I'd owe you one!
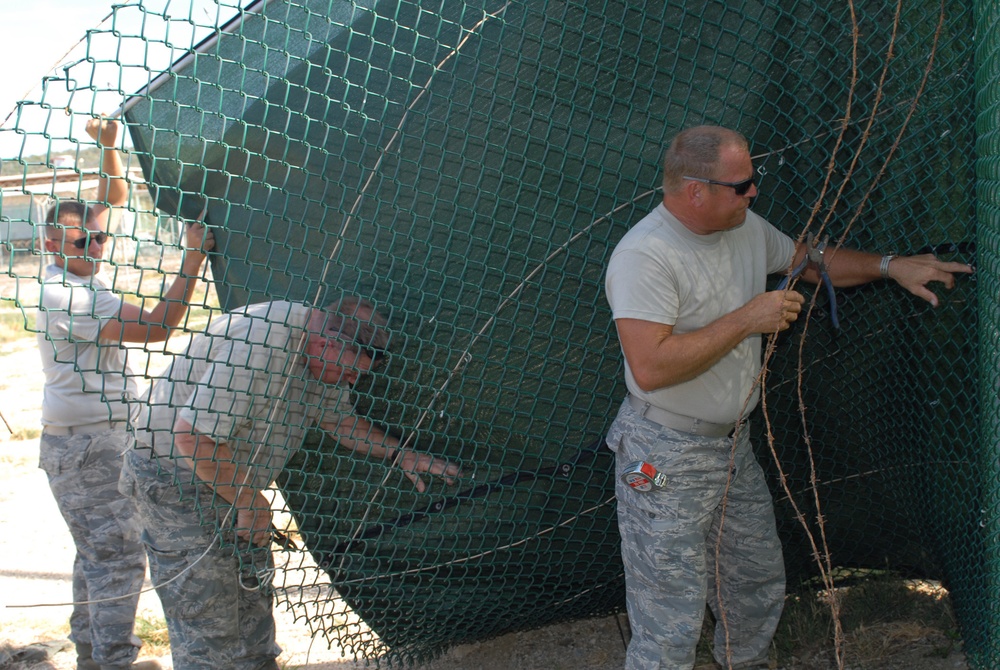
[662,197,713,236]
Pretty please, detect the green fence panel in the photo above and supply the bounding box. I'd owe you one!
[974,0,1000,666]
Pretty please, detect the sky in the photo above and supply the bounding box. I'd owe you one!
[0,0,237,158]
[0,0,116,124]
[0,0,126,157]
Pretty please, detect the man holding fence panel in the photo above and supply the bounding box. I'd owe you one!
[37,116,213,670]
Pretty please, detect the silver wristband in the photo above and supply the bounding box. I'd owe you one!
[880,254,895,279]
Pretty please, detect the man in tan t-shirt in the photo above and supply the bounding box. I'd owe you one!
[120,297,460,670]
[604,125,972,670]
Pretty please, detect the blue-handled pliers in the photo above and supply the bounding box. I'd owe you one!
[775,234,840,330]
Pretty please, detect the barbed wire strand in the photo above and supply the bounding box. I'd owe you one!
[750,1,945,668]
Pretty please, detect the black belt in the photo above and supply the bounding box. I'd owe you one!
[627,395,739,438]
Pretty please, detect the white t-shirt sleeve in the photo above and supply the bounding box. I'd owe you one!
[606,245,680,327]
[315,384,354,426]
[762,219,797,275]
[41,280,122,343]
[179,341,254,440]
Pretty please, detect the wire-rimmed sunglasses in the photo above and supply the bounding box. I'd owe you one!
[682,174,755,196]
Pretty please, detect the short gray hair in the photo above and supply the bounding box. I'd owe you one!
[662,126,749,193]
[318,296,390,362]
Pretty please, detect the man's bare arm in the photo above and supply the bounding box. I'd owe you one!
[172,417,272,545]
[99,222,214,344]
[86,116,128,210]
[790,242,973,308]
[86,117,215,345]
[616,289,804,392]
[319,414,460,493]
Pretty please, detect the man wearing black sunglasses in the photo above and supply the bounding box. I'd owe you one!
[604,125,973,670]
[119,296,460,670]
[36,116,214,670]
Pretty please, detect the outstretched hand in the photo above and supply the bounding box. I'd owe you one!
[887,254,973,307]
[395,448,461,493]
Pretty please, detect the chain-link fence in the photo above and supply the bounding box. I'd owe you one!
[0,0,992,666]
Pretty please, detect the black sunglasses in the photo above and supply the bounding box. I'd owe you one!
[348,341,386,368]
[324,332,387,369]
[682,175,756,196]
[69,232,109,249]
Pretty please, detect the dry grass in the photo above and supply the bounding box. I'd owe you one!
[767,574,961,669]
[133,615,171,656]
[691,572,963,669]
[0,306,35,344]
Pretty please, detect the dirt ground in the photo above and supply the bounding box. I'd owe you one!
[0,253,975,670]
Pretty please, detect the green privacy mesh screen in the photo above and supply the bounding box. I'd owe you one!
[0,0,993,665]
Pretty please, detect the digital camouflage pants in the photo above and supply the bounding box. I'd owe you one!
[119,448,281,670]
[39,429,146,668]
[606,400,785,670]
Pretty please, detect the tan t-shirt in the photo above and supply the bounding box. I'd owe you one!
[36,264,138,426]
[134,301,351,489]
[605,203,795,424]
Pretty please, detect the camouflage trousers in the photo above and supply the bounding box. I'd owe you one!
[119,448,281,670]
[39,428,145,668]
[606,400,785,670]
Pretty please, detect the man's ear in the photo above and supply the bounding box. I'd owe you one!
[42,236,60,253]
[684,180,705,206]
